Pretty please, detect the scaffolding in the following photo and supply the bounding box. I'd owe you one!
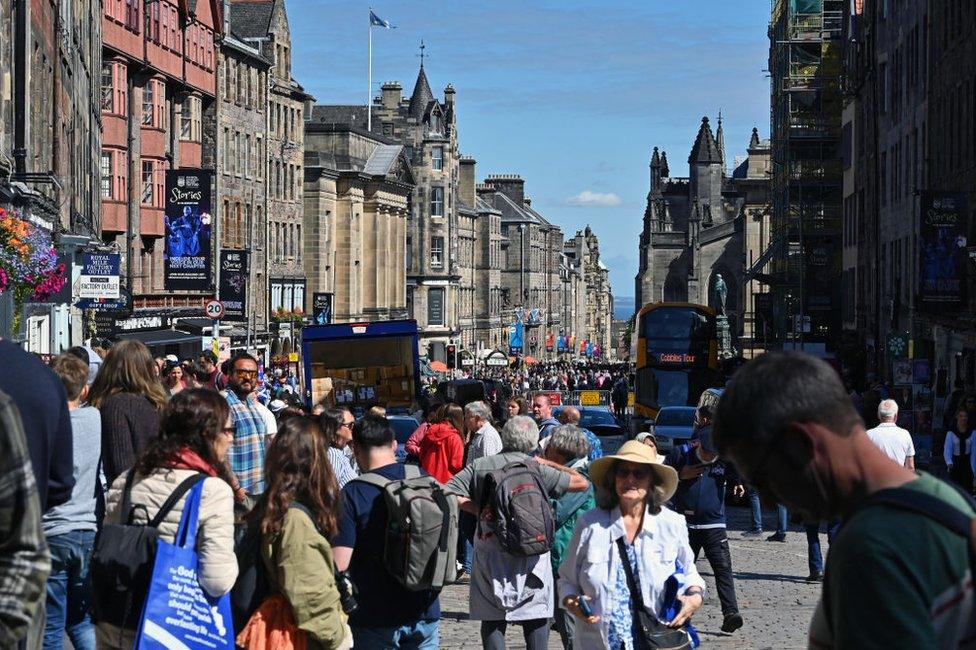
[766,0,845,348]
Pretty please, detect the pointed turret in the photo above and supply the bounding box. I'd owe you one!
[749,126,761,150]
[688,116,722,165]
[660,151,670,178]
[408,62,435,119]
[716,112,726,171]
[650,146,662,191]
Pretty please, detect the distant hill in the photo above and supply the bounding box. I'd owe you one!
[614,296,635,321]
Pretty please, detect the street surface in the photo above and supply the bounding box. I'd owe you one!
[439,506,820,648]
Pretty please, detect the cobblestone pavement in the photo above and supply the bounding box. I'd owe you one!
[439,506,822,649]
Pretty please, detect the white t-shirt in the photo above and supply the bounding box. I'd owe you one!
[253,401,278,437]
[866,422,915,466]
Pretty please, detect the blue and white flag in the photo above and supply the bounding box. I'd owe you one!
[370,10,395,28]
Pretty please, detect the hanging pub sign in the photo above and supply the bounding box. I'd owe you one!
[164,169,213,291]
[218,250,248,322]
[919,192,969,311]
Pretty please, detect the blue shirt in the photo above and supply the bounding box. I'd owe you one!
[222,389,267,494]
[334,463,440,626]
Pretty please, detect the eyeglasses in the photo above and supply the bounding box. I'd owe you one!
[340,421,354,430]
[616,467,650,480]
[235,370,258,379]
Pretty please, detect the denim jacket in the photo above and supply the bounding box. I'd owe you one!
[557,505,706,649]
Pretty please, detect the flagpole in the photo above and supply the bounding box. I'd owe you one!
[367,10,372,132]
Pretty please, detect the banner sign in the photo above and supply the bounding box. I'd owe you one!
[164,169,213,291]
[919,192,969,310]
[218,250,248,322]
[312,292,333,325]
[78,253,120,299]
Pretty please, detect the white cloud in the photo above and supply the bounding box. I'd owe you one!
[566,190,621,207]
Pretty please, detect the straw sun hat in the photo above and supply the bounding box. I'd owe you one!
[588,440,679,502]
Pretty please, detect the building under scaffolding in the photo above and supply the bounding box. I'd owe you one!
[763,0,844,351]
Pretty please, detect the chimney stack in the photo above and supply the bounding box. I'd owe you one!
[484,174,525,206]
[381,82,402,110]
[459,156,476,208]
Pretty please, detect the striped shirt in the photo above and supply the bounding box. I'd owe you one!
[328,446,357,488]
[222,389,267,494]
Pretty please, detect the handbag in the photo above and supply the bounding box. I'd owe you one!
[135,479,235,649]
[616,539,692,650]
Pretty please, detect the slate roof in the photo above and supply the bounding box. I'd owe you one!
[408,65,435,119]
[482,190,554,227]
[688,117,723,165]
[309,105,372,131]
[229,0,273,40]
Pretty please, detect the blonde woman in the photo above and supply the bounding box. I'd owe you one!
[88,339,169,482]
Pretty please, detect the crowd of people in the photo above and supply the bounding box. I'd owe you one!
[4,335,976,648]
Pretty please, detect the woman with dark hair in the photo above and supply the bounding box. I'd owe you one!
[944,408,975,492]
[318,407,357,488]
[419,403,465,484]
[506,397,530,422]
[161,363,185,397]
[559,440,705,649]
[88,339,169,482]
[238,416,351,649]
[95,389,238,648]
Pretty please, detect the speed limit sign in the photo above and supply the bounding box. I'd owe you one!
[204,300,225,320]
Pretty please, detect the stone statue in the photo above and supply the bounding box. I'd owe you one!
[714,274,727,315]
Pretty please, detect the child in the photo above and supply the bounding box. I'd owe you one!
[43,354,102,650]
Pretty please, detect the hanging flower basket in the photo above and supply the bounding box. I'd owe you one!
[0,207,67,335]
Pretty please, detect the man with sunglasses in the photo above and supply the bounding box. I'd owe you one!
[715,352,976,649]
[221,353,268,494]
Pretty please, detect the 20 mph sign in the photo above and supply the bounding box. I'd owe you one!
[205,300,225,320]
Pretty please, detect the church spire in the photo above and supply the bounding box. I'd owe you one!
[650,146,662,191]
[749,126,761,150]
[688,116,722,165]
[716,111,726,172]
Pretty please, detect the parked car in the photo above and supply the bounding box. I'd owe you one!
[650,406,697,455]
[387,415,420,463]
[553,405,628,455]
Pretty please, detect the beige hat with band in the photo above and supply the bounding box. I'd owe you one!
[589,440,679,502]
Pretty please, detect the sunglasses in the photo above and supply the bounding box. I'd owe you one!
[235,370,258,379]
[616,467,650,480]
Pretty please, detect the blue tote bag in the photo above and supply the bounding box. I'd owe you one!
[135,479,235,649]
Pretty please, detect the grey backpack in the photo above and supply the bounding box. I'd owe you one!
[355,465,458,591]
[481,460,555,557]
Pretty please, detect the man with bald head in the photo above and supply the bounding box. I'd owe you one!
[531,394,560,439]
[556,406,603,461]
[865,398,915,469]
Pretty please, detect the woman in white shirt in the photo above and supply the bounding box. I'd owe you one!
[944,408,974,492]
[558,440,706,649]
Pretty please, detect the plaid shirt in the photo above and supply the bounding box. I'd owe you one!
[0,390,50,646]
[222,389,268,494]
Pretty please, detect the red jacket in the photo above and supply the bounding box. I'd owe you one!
[419,423,464,484]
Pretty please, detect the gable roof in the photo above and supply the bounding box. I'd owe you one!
[229,0,273,39]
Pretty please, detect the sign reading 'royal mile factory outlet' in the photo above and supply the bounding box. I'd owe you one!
[218,250,248,322]
[164,170,213,292]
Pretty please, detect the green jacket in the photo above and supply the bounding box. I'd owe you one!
[550,462,595,573]
[261,508,347,650]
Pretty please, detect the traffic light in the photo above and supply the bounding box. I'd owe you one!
[447,344,457,369]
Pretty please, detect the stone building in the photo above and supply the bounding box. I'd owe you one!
[565,226,614,354]
[98,0,221,351]
[635,117,771,344]
[316,63,462,362]
[0,0,102,349]
[216,5,272,354]
[924,1,976,391]
[738,129,772,357]
[303,118,413,322]
[230,0,312,339]
[477,174,564,360]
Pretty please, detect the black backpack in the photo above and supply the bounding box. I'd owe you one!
[480,460,555,557]
[90,471,206,630]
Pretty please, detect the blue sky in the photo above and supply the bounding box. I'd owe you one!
[289,0,772,298]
